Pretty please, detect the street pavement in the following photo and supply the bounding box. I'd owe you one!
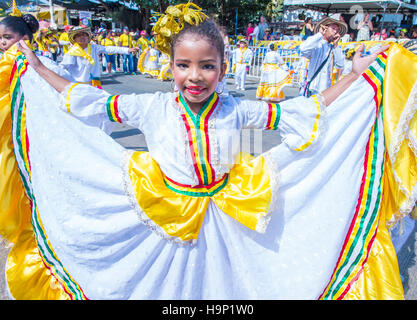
[1,72,416,300]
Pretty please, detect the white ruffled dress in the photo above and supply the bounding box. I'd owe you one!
[7,54,401,299]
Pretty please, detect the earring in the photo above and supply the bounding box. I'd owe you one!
[216,81,224,95]
[170,80,178,92]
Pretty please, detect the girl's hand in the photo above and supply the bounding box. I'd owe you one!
[351,44,390,77]
[17,40,70,93]
[321,44,389,107]
[16,40,43,71]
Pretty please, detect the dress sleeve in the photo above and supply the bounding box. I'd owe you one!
[59,53,76,68]
[61,82,154,129]
[277,94,326,151]
[238,93,326,151]
[96,44,129,55]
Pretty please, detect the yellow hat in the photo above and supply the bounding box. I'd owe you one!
[68,26,92,44]
[11,0,22,17]
[314,17,348,38]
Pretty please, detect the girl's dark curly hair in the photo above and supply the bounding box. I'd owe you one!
[0,14,39,42]
[170,19,225,64]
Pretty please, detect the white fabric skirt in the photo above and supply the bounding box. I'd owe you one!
[15,60,384,299]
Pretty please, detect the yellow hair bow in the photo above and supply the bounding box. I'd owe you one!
[11,0,22,17]
[152,2,209,56]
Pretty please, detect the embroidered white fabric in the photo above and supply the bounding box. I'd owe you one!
[386,81,417,228]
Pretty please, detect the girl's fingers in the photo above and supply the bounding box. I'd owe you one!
[373,44,390,56]
[17,40,29,53]
[353,44,364,60]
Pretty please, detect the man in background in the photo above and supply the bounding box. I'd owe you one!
[299,17,347,97]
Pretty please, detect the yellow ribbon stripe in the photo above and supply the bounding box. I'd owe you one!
[65,83,80,114]
[294,95,322,151]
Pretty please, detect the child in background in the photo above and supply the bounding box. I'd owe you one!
[256,43,293,102]
[232,38,253,90]
[0,13,39,53]
[138,42,160,77]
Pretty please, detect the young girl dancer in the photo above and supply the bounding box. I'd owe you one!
[0,12,38,53]
[256,43,293,102]
[3,3,415,300]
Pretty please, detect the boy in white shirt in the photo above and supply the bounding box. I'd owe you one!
[232,39,253,91]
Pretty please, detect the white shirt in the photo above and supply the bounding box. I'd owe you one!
[300,33,345,93]
[60,43,129,82]
[340,33,352,43]
[263,51,288,71]
[233,47,253,65]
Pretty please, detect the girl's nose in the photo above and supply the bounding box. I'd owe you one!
[189,66,201,81]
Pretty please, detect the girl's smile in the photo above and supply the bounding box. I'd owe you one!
[186,85,206,95]
[170,36,226,114]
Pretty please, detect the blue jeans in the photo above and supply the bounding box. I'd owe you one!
[122,53,134,73]
[105,54,116,71]
[132,55,138,73]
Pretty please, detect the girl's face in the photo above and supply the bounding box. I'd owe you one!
[170,35,226,111]
[0,24,27,53]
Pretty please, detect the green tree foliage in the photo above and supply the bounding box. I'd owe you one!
[131,0,272,35]
[266,0,284,21]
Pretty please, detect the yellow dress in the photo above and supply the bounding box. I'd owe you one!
[0,44,70,299]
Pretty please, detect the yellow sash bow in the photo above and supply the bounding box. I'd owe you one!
[125,151,274,245]
[67,43,95,65]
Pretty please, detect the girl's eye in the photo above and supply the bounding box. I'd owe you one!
[203,64,215,70]
[176,63,188,69]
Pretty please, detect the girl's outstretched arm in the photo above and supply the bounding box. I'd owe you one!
[17,40,70,93]
[320,44,390,107]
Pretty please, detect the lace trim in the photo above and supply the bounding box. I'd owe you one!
[174,94,226,184]
[388,80,417,164]
[406,125,417,159]
[386,171,417,230]
[384,81,417,229]
[210,98,226,180]
[257,151,280,233]
[121,149,196,246]
[174,96,199,186]
[0,236,13,250]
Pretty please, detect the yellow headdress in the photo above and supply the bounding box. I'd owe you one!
[152,2,209,57]
[11,0,22,17]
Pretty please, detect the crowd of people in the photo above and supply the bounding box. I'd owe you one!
[231,13,417,102]
[245,13,417,42]
[8,11,414,103]
[8,22,175,86]
[0,1,417,301]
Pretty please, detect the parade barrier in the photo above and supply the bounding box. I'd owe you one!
[228,45,303,86]
[228,39,409,87]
